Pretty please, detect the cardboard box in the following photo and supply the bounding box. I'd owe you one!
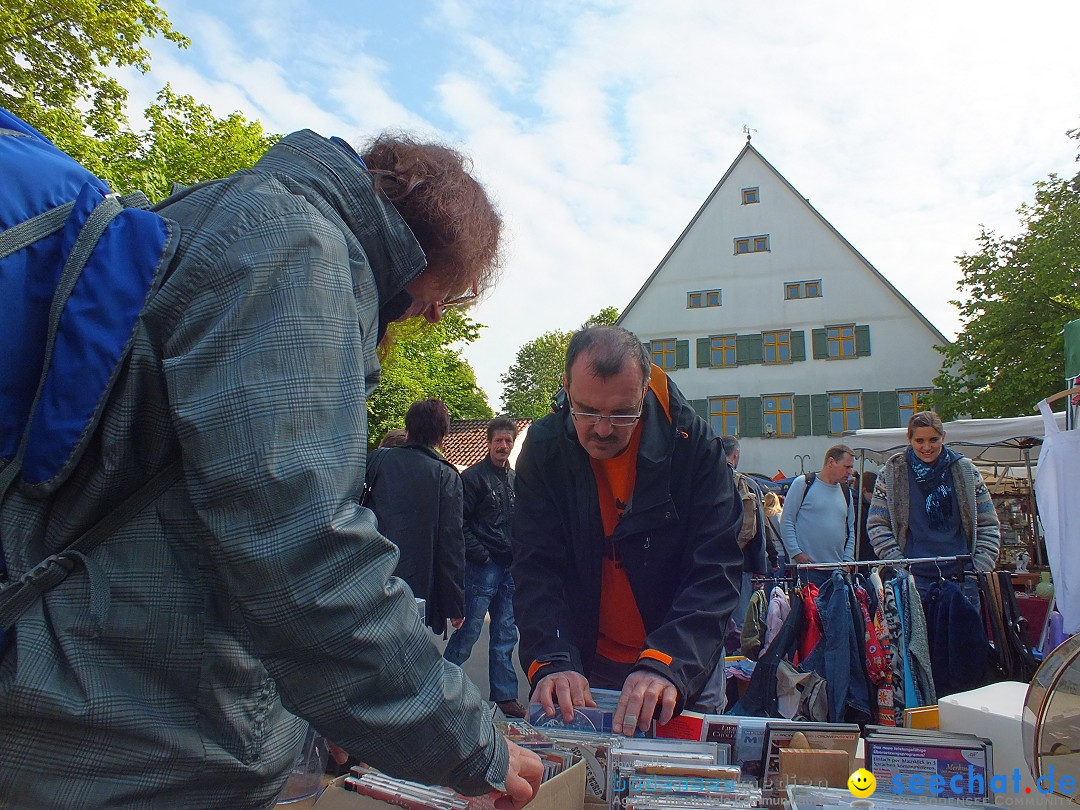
[313,759,585,810]
[777,747,851,790]
[903,704,939,730]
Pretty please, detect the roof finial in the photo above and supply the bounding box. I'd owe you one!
[743,124,757,143]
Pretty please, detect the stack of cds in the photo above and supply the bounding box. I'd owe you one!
[343,766,470,809]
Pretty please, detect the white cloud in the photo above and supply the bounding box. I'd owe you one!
[121,0,1080,409]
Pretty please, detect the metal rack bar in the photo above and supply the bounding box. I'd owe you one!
[792,554,972,571]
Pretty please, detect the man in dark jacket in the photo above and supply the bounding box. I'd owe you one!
[445,418,525,718]
[366,399,465,634]
[512,326,743,736]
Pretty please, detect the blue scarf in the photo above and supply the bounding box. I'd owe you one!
[906,446,961,531]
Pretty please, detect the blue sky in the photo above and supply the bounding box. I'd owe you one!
[122,0,1080,407]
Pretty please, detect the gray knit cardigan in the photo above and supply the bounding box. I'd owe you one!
[866,452,1000,572]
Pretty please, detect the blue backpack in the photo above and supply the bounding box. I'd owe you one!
[0,107,183,656]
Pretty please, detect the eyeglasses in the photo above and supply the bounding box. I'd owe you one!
[568,388,646,428]
[442,279,479,308]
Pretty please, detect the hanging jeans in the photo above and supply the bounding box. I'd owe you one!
[802,570,871,723]
[444,560,520,702]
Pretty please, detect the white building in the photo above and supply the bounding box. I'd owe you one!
[618,140,948,478]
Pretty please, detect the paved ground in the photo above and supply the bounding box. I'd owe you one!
[432,615,533,708]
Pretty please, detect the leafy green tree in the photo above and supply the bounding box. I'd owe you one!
[500,307,620,418]
[369,309,493,446]
[584,306,620,328]
[0,0,189,169]
[500,329,572,419]
[932,129,1080,419]
[101,86,279,200]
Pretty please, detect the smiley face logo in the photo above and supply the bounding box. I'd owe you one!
[848,768,877,797]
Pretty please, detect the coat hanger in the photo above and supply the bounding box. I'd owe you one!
[1038,385,1080,408]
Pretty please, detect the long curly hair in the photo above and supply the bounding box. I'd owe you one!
[361,133,503,302]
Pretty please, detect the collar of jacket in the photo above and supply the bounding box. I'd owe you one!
[482,455,511,476]
[401,441,458,470]
[253,130,426,328]
[557,367,682,531]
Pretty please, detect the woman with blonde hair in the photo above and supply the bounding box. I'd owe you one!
[761,491,785,570]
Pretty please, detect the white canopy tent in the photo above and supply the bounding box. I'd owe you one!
[846,412,1067,470]
[848,412,1068,570]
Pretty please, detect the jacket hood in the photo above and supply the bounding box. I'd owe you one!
[253,130,427,317]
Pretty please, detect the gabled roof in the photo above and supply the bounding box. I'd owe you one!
[442,418,531,469]
[617,141,949,345]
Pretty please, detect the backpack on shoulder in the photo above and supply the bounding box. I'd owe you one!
[734,471,759,549]
[0,107,183,658]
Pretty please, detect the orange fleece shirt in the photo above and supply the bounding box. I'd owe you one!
[590,426,647,664]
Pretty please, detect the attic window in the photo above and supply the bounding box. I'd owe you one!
[688,289,722,308]
[785,279,822,299]
[742,187,760,205]
[735,234,769,254]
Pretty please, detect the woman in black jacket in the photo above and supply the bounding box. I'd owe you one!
[365,399,465,634]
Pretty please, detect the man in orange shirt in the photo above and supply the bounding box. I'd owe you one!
[512,326,743,735]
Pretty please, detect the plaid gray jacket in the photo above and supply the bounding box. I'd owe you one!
[0,131,507,808]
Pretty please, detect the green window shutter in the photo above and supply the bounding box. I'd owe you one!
[811,393,829,436]
[879,390,901,428]
[862,391,881,429]
[737,333,763,365]
[812,328,827,359]
[642,341,651,358]
[739,396,763,437]
[747,333,763,364]
[675,340,689,369]
[696,337,711,368]
[794,394,811,435]
[855,324,871,356]
[690,399,709,420]
[791,330,806,362]
[735,334,751,365]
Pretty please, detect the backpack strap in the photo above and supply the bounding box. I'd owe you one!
[359,447,391,508]
[802,470,850,507]
[0,458,182,632]
[0,201,76,260]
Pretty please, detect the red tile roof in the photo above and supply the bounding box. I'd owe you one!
[442,418,531,470]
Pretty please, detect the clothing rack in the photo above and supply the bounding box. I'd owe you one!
[792,554,973,571]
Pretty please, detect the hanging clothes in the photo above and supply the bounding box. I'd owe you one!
[798,583,823,660]
[1034,399,1080,635]
[741,587,768,660]
[1042,610,1066,655]
[732,594,806,718]
[802,570,872,724]
[900,573,936,708]
[868,568,896,725]
[883,576,906,724]
[854,581,889,684]
[923,577,988,697]
[761,585,790,654]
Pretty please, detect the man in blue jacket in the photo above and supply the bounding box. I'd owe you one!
[512,326,742,736]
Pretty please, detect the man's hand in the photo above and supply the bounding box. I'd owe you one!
[533,670,596,722]
[612,671,678,736]
[495,740,544,808]
[792,552,812,565]
[449,617,465,630]
[326,740,350,766]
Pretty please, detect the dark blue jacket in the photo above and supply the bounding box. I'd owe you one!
[512,370,742,713]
